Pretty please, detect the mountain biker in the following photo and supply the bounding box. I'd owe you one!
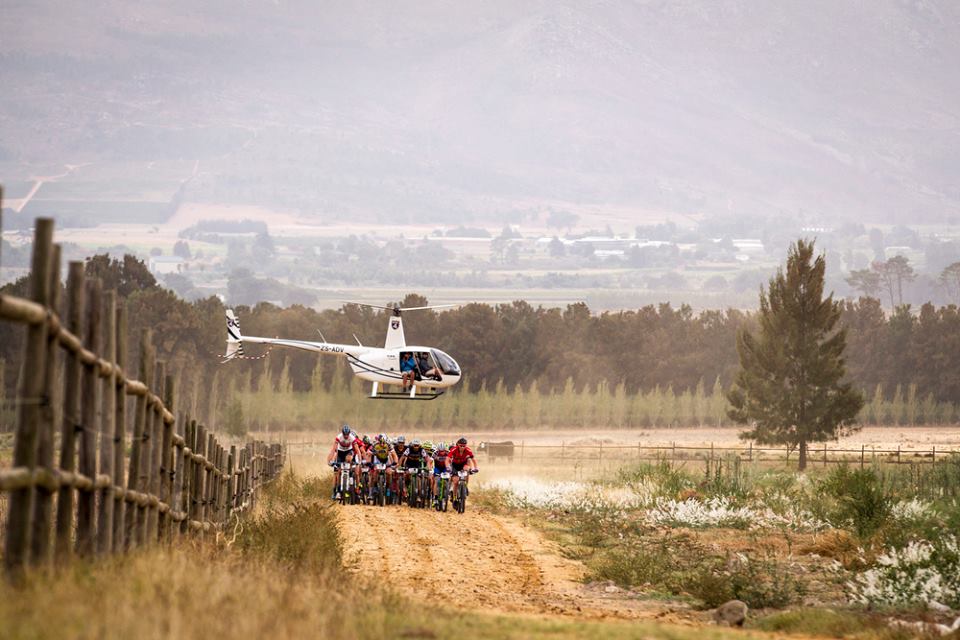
[392,435,407,460]
[399,439,432,500]
[366,433,397,499]
[449,436,478,506]
[431,441,452,500]
[326,424,361,499]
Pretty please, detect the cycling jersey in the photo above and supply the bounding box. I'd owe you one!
[402,447,428,468]
[449,446,474,465]
[335,433,359,453]
[369,442,391,461]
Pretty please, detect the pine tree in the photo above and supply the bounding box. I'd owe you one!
[727,239,864,470]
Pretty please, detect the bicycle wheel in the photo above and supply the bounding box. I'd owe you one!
[441,480,449,512]
[378,474,386,507]
[457,480,467,513]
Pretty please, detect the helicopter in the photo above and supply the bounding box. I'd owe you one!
[222,303,461,400]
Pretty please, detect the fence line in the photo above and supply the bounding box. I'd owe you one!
[0,212,285,578]
[284,440,960,468]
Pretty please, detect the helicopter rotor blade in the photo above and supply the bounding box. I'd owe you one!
[396,304,456,312]
[341,301,396,312]
[342,302,457,313]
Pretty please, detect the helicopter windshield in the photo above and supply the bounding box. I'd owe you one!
[431,349,460,376]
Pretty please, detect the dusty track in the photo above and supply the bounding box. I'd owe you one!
[336,505,697,623]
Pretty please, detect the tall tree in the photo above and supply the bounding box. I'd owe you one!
[84,254,158,298]
[727,239,864,470]
[940,261,960,305]
[873,255,916,307]
[845,268,881,299]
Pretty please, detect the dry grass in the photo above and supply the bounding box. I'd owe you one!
[0,470,774,640]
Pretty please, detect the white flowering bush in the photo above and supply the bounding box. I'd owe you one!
[482,477,651,512]
[647,497,755,529]
[848,537,960,609]
[645,497,827,531]
[889,498,938,524]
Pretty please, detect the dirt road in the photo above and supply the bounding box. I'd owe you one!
[336,505,697,623]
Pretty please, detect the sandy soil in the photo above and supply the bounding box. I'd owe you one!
[336,504,701,624]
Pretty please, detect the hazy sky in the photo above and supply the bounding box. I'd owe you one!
[2,0,959,226]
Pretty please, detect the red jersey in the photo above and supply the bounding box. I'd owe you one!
[449,445,474,465]
[335,433,359,452]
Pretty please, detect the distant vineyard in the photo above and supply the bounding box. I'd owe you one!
[228,371,959,432]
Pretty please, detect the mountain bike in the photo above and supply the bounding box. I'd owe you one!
[358,463,371,504]
[388,467,402,506]
[454,468,478,514]
[406,467,422,508]
[372,461,388,507]
[419,468,433,509]
[333,461,355,505]
[435,470,451,512]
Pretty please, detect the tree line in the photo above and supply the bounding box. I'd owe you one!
[2,252,960,433]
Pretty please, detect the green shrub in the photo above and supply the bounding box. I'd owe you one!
[237,473,341,573]
[687,551,805,609]
[615,461,692,497]
[589,533,706,593]
[818,466,892,539]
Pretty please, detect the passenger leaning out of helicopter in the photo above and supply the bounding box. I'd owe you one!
[327,424,362,499]
[400,352,417,390]
[417,352,442,382]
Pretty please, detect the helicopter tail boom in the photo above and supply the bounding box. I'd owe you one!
[224,309,245,361]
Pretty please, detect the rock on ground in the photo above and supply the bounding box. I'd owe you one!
[713,600,748,627]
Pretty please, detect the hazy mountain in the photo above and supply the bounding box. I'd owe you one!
[2,0,959,224]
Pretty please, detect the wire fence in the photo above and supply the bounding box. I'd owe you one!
[0,210,285,579]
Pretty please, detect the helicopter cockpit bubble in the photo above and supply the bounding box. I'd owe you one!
[431,349,461,376]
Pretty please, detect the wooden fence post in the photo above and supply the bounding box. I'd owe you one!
[96,290,117,555]
[861,444,865,469]
[748,441,753,462]
[204,433,215,525]
[146,362,165,542]
[125,329,153,549]
[172,413,186,536]
[112,302,127,551]
[182,419,195,533]
[211,442,221,525]
[227,446,236,519]
[4,218,54,575]
[76,277,102,557]
[30,243,61,567]
[158,373,175,541]
[932,446,936,468]
[189,421,202,526]
[55,261,85,563]
[823,442,828,467]
[195,424,207,527]
[897,445,901,465]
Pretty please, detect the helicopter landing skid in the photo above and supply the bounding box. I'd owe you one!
[368,381,444,400]
[369,390,444,401]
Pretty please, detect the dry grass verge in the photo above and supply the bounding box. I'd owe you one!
[0,471,777,640]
